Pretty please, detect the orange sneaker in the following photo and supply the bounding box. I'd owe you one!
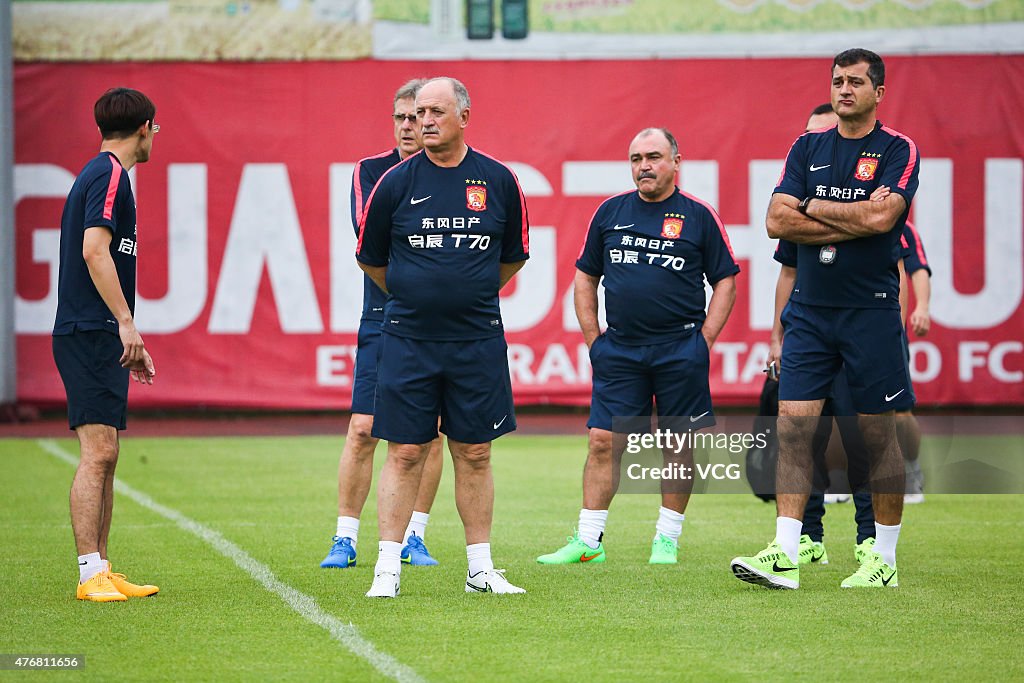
[106,563,159,598]
[76,572,127,602]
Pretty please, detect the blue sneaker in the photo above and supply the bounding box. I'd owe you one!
[401,533,439,566]
[320,536,357,568]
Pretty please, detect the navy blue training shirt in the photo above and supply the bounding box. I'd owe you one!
[774,120,920,309]
[351,148,402,323]
[900,220,931,277]
[576,188,740,346]
[53,151,137,336]
[356,147,530,341]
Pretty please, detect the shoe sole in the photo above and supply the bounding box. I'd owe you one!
[730,560,798,590]
[465,585,526,594]
[649,558,677,565]
[78,593,127,602]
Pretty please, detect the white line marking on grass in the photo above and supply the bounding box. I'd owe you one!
[39,439,424,683]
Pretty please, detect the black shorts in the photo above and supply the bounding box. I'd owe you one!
[53,330,129,430]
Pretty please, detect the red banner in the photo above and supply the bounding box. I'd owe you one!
[13,58,1024,408]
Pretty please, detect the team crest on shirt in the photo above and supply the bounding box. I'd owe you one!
[466,179,487,212]
[855,154,881,182]
[661,213,684,239]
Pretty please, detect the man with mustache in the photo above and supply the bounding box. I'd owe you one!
[537,127,738,567]
[357,77,529,598]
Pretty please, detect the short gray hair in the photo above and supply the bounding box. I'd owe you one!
[423,76,471,114]
[635,127,679,156]
[394,78,427,107]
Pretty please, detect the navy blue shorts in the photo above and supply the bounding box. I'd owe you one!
[350,320,383,415]
[372,333,516,445]
[588,331,714,433]
[779,301,914,414]
[52,330,129,430]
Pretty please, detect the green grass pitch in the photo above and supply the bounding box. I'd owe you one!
[2,434,1022,681]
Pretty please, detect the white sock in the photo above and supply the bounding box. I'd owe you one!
[578,509,608,549]
[467,542,493,576]
[404,511,430,544]
[775,516,803,565]
[874,523,901,567]
[655,506,685,543]
[336,516,359,546]
[78,552,104,583]
[375,541,402,574]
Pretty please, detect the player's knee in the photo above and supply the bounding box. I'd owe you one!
[587,429,614,461]
[451,442,491,469]
[857,415,897,452]
[389,443,428,471]
[347,415,376,445]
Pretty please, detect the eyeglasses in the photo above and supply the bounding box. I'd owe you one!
[151,123,160,134]
[392,114,417,123]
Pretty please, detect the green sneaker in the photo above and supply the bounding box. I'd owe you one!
[798,534,828,566]
[649,533,678,565]
[841,551,898,588]
[854,537,876,565]
[536,531,605,565]
[730,541,799,589]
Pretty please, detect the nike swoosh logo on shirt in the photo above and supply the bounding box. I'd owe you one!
[410,196,431,205]
[884,389,905,402]
[809,164,831,172]
[612,224,634,230]
[493,416,507,429]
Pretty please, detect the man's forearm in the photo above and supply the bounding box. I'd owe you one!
[499,260,526,289]
[84,251,132,324]
[768,201,860,245]
[703,276,736,347]
[772,266,796,345]
[804,193,905,237]
[574,272,602,347]
[911,270,931,311]
[358,262,388,294]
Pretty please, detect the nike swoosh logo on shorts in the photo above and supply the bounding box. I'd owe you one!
[410,196,431,205]
[690,411,710,422]
[884,389,905,402]
[611,224,634,230]
[493,416,507,429]
[810,164,831,171]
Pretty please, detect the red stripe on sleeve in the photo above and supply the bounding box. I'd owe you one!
[475,149,530,255]
[102,155,121,220]
[881,126,918,191]
[679,190,737,261]
[906,220,927,266]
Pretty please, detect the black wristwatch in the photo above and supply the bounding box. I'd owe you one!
[797,196,812,215]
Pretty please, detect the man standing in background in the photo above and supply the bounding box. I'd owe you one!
[321,79,443,571]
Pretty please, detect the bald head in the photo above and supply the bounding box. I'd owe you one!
[416,77,471,161]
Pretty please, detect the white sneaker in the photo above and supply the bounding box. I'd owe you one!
[366,570,400,598]
[465,568,525,594]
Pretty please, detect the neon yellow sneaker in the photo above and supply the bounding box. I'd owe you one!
[854,537,876,565]
[798,534,828,566]
[841,551,898,588]
[536,531,605,565]
[730,541,799,589]
[76,572,127,602]
[649,533,678,565]
[107,564,159,598]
